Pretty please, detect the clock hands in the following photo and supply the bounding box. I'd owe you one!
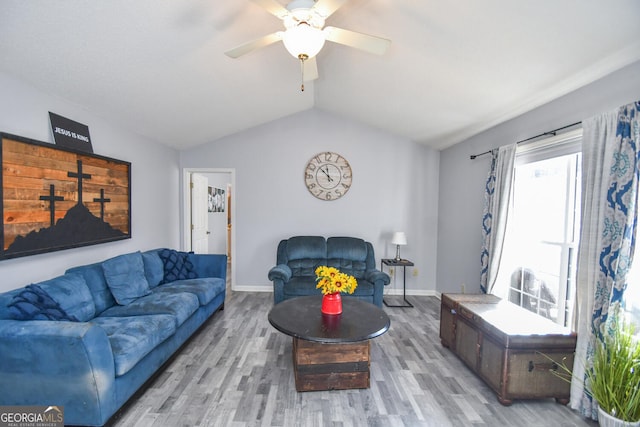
[320,166,333,182]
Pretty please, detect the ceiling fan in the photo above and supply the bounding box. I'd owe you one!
[224,0,391,91]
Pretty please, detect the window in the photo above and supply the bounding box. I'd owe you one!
[625,276,640,332]
[496,130,582,327]
[622,240,640,332]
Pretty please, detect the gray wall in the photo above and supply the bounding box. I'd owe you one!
[0,71,181,292]
[437,60,640,295]
[180,109,440,293]
[2,58,638,296]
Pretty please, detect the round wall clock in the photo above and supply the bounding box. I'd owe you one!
[304,152,352,201]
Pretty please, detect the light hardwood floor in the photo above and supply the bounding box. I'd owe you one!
[110,292,597,427]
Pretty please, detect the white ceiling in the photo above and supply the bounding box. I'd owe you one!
[0,1,639,151]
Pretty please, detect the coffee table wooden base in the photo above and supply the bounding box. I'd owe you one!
[292,338,370,392]
[269,297,388,393]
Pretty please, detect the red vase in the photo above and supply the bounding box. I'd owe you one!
[321,292,342,315]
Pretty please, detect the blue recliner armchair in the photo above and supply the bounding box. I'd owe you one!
[268,236,390,307]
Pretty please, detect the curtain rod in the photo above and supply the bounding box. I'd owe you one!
[469,121,582,160]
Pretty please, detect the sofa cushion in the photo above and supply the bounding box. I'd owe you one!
[282,277,374,298]
[327,237,369,278]
[91,314,176,376]
[66,262,116,315]
[7,273,95,322]
[159,249,197,283]
[98,292,199,327]
[282,277,322,297]
[327,259,368,279]
[141,250,164,288]
[102,252,151,305]
[326,237,367,259]
[279,236,327,277]
[285,236,326,261]
[153,278,225,306]
[349,279,374,297]
[287,258,326,278]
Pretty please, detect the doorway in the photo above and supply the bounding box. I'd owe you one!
[182,168,236,291]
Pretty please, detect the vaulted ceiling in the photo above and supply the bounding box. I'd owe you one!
[0,1,639,150]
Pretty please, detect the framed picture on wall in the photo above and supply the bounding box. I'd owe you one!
[208,187,225,213]
[0,132,131,260]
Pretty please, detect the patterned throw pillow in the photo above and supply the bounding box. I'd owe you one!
[8,284,79,321]
[159,249,198,283]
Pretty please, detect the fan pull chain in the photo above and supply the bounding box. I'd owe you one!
[298,54,308,92]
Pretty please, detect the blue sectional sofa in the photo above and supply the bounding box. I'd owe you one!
[0,248,226,426]
[268,236,390,307]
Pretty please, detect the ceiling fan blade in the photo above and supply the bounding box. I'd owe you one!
[303,57,318,81]
[311,0,347,19]
[250,0,289,19]
[323,26,391,55]
[224,32,282,58]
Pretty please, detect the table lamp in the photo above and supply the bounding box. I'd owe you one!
[391,232,407,262]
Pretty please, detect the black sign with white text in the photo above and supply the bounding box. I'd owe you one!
[49,112,93,153]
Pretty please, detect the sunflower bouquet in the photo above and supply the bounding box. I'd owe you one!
[315,266,358,295]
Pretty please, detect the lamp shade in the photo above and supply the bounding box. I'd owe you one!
[282,23,325,59]
[391,232,407,246]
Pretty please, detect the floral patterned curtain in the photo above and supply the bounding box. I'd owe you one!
[572,101,640,419]
[480,144,516,294]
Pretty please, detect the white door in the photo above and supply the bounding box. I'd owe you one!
[191,173,209,253]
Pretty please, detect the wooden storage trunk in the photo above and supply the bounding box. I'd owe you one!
[440,294,576,405]
[293,338,370,392]
[440,293,500,350]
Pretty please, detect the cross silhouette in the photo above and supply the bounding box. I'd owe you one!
[93,189,112,220]
[67,159,92,205]
[39,184,64,226]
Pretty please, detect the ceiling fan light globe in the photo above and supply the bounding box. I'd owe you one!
[286,0,316,13]
[282,24,325,59]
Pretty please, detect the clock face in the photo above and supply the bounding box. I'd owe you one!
[304,152,352,200]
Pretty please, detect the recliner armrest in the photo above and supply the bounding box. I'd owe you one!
[268,264,292,282]
[365,269,391,286]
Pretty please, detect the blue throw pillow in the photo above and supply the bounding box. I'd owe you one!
[8,284,79,321]
[159,249,198,283]
[141,250,164,288]
[102,251,151,305]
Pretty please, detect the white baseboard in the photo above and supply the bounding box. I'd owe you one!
[383,289,438,297]
[232,285,272,293]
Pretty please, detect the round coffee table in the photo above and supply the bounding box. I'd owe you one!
[268,295,390,391]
